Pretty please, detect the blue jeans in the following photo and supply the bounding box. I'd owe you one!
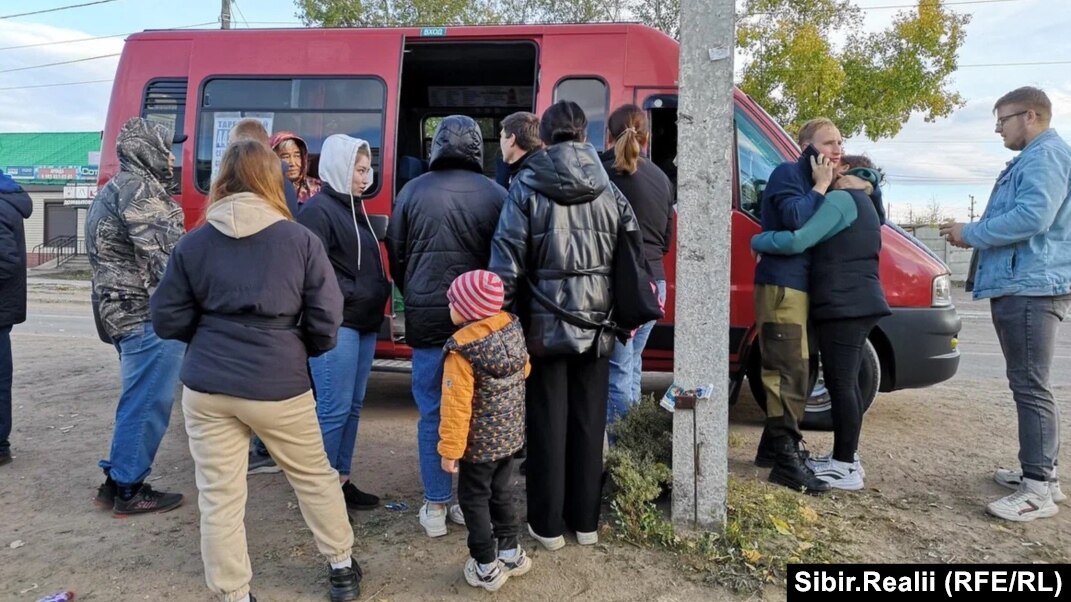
[0,325,12,454]
[411,346,452,503]
[991,294,1071,481]
[607,280,666,430]
[309,327,376,477]
[100,322,185,486]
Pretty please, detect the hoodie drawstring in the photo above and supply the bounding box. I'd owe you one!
[349,192,362,270]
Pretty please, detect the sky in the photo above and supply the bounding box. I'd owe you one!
[0,0,1068,222]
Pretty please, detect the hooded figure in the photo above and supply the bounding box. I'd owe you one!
[1,169,32,465]
[86,117,188,516]
[271,131,321,203]
[296,134,390,511]
[385,115,507,535]
[87,116,186,341]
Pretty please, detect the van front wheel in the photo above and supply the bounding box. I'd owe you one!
[746,339,881,432]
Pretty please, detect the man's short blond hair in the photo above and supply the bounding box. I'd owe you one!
[797,117,837,145]
[228,118,270,145]
[994,87,1052,123]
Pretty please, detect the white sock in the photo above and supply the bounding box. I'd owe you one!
[478,560,498,575]
[330,558,352,570]
[236,596,250,602]
[498,547,519,560]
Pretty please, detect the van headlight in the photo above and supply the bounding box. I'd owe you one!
[932,275,952,307]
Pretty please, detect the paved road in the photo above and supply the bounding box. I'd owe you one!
[15,280,1071,388]
[951,288,1071,386]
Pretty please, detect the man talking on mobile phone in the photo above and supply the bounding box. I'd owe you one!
[751,118,841,494]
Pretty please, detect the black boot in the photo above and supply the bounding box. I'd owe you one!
[329,558,362,601]
[754,428,776,468]
[768,436,830,494]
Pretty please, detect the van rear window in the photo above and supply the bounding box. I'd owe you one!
[194,77,386,193]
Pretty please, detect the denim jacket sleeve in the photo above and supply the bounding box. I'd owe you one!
[962,147,1071,250]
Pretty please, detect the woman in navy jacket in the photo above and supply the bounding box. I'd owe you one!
[150,139,363,602]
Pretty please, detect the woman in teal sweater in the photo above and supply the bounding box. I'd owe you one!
[751,156,891,491]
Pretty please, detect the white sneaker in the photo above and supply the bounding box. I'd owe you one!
[987,478,1059,522]
[813,459,865,491]
[448,503,466,525]
[419,502,448,537]
[806,452,865,479]
[527,523,565,551]
[498,547,532,578]
[576,530,598,545]
[993,468,1066,503]
[464,558,508,592]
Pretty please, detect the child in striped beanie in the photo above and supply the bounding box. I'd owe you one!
[439,270,533,591]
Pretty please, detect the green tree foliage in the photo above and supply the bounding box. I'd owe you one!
[737,0,970,139]
[296,0,969,140]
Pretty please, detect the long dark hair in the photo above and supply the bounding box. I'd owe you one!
[607,104,649,175]
[539,101,588,146]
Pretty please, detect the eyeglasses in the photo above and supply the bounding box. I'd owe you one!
[995,111,1029,130]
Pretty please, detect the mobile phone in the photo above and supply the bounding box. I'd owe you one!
[801,144,820,161]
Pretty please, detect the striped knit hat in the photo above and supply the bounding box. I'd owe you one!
[447,270,505,322]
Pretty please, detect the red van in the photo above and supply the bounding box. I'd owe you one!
[100,23,960,428]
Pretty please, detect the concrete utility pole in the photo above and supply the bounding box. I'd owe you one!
[672,0,735,529]
[221,0,232,29]
[969,194,976,222]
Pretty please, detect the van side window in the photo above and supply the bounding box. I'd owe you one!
[736,109,786,220]
[142,79,188,193]
[194,78,386,193]
[554,78,608,150]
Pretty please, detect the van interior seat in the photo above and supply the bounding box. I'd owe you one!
[397,154,429,191]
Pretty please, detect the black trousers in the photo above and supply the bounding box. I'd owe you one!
[816,316,880,463]
[458,456,518,564]
[525,353,610,537]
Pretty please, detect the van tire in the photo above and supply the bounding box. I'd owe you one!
[746,339,880,432]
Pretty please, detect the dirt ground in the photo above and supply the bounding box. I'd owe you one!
[1,279,1068,601]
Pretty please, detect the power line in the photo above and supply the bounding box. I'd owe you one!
[0,78,112,91]
[742,0,1026,15]
[0,0,119,20]
[0,20,220,51]
[232,0,251,28]
[0,53,120,74]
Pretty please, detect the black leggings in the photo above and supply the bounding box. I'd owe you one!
[816,316,880,463]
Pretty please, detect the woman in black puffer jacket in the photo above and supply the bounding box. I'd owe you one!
[490,101,638,550]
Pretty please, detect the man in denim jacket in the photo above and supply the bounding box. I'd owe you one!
[942,87,1071,522]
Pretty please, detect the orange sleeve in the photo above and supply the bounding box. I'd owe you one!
[438,350,475,460]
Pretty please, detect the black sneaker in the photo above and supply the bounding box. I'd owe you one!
[95,477,117,510]
[328,558,362,601]
[0,449,10,467]
[342,481,379,510]
[113,484,184,516]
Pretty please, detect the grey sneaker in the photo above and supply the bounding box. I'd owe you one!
[806,452,865,479]
[994,468,1066,503]
[464,558,508,592]
[498,547,532,578]
[448,503,465,526]
[248,450,281,475]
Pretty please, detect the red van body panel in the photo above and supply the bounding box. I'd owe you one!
[99,24,959,392]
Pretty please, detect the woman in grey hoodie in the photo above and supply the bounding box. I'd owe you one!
[151,139,363,602]
[298,134,391,511]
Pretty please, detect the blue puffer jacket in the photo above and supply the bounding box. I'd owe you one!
[963,129,1071,299]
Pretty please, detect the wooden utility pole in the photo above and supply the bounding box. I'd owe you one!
[221,0,232,29]
[969,194,976,222]
[672,0,735,529]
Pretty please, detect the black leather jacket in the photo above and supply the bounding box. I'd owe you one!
[490,142,637,357]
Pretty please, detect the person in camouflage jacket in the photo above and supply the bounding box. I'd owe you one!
[86,117,188,516]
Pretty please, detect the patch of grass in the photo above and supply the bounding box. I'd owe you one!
[607,396,847,594]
